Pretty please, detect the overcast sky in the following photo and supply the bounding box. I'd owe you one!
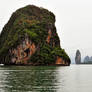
[0,0,92,62]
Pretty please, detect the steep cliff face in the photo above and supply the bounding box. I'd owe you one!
[75,50,81,64]
[0,5,71,65]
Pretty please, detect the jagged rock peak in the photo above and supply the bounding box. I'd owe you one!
[75,50,81,64]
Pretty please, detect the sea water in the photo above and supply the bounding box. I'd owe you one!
[0,65,92,92]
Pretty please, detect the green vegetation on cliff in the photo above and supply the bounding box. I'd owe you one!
[0,5,71,65]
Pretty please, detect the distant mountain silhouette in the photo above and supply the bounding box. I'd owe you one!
[83,56,92,64]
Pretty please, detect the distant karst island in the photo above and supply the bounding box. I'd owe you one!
[75,50,92,64]
[75,50,81,64]
[83,56,92,64]
[0,5,71,66]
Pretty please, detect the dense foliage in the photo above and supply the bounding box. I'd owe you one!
[30,45,70,65]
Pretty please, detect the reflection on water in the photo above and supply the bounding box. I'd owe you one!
[0,65,92,92]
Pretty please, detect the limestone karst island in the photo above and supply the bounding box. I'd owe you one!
[0,5,71,66]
